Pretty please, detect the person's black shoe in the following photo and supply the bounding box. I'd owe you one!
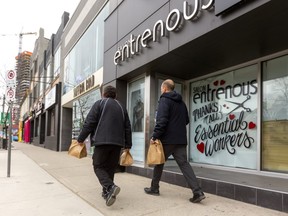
[102,192,108,200]
[106,185,121,206]
[189,192,205,203]
[144,187,160,196]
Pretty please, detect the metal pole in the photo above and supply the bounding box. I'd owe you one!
[7,101,12,177]
[2,94,5,149]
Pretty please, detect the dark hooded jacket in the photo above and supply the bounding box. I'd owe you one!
[77,98,132,148]
[152,91,189,145]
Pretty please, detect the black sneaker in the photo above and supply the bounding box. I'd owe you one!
[189,192,205,203]
[144,187,160,196]
[102,192,108,200]
[106,185,121,206]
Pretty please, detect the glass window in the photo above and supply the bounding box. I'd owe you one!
[63,2,109,94]
[39,71,44,96]
[33,85,38,103]
[54,48,61,77]
[73,89,101,153]
[128,78,145,162]
[190,64,258,169]
[46,64,52,89]
[262,55,288,173]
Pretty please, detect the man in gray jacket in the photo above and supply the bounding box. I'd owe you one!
[77,85,132,206]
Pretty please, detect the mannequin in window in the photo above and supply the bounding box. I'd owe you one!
[133,98,144,132]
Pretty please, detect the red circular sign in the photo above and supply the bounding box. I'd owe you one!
[7,88,14,99]
[7,70,15,80]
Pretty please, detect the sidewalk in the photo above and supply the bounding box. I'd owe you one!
[0,142,287,216]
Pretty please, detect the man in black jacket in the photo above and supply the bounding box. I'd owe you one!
[77,85,132,206]
[144,79,205,203]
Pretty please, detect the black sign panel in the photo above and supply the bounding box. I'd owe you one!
[215,0,244,16]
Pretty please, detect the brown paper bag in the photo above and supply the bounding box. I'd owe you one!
[147,139,165,165]
[119,149,133,166]
[68,139,87,159]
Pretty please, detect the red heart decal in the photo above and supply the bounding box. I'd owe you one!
[220,80,225,85]
[229,114,235,120]
[249,122,256,129]
[197,142,205,153]
[213,80,219,86]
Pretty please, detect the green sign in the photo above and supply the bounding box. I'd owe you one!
[1,112,10,124]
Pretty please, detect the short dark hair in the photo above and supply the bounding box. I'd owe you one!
[103,85,116,99]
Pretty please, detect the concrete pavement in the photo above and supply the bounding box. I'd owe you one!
[0,142,287,216]
[0,144,103,216]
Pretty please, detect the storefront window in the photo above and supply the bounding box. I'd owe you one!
[73,89,101,153]
[190,65,258,169]
[46,64,51,89]
[63,2,109,94]
[262,55,288,173]
[128,78,145,162]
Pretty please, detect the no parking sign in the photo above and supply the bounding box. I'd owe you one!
[6,70,16,102]
[6,70,15,80]
[6,87,15,102]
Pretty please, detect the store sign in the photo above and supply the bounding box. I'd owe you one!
[114,0,214,65]
[73,75,95,98]
[35,101,44,116]
[190,65,258,169]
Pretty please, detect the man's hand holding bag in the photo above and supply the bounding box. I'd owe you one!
[68,139,87,159]
[147,139,165,165]
[119,149,133,166]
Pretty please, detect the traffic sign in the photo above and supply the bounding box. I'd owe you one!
[6,70,15,80]
[6,70,16,87]
[6,87,15,102]
[1,112,10,124]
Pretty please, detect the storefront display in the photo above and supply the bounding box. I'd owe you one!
[72,89,101,154]
[128,78,145,162]
[190,64,258,169]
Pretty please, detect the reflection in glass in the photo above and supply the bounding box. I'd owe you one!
[262,55,288,173]
[128,78,145,162]
[132,90,144,132]
[63,3,110,94]
[72,89,101,154]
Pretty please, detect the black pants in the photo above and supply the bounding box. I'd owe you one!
[92,145,122,193]
[151,144,201,194]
